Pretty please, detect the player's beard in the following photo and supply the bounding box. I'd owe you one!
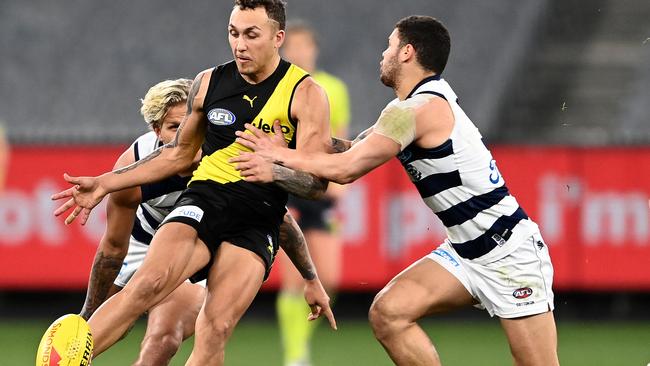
[380,54,400,88]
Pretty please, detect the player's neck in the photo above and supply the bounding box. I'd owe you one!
[241,55,282,84]
[395,69,437,100]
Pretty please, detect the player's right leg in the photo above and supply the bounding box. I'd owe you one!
[133,281,206,366]
[88,222,210,357]
[368,255,475,366]
[500,311,559,366]
[185,242,267,366]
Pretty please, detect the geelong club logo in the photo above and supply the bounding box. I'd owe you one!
[207,108,236,126]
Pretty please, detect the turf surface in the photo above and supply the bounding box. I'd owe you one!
[8,318,650,365]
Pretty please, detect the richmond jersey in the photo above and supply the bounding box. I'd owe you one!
[191,59,308,211]
[395,75,538,264]
[130,131,190,245]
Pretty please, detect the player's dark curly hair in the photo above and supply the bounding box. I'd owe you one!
[395,16,451,75]
[235,0,287,30]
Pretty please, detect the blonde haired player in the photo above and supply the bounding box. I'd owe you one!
[73,78,205,365]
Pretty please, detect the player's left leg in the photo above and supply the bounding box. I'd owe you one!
[133,281,205,366]
[185,242,266,366]
[500,311,559,366]
[369,258,476,365]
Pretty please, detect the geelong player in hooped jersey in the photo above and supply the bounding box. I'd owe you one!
[233,16,559,366]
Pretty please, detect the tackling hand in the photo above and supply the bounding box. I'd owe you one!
[230,120,288,182]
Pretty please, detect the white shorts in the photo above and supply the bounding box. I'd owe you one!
[115,238,206,288]
[426,231,554,318]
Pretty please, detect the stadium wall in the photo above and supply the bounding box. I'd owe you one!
[1,145,649,291]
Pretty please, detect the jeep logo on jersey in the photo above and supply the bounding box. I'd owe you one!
[207,108,236,126]
[513,287,533,299]
[252,118,291,135]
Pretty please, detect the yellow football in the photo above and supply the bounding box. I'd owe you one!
[35,314,93,366]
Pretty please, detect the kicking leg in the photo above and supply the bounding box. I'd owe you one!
[185,242,266,366]
[133,282,206,366]
[369,258,475,366]
[88,223,210,357]
[500,311,559,366]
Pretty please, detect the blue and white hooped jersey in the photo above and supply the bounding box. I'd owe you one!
[129,132,190,245]
[396,75,538,264]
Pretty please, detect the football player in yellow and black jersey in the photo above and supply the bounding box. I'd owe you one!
[53,1,336,365]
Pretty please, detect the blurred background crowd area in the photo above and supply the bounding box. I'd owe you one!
[1,0,649,144]
[1,0,649,364]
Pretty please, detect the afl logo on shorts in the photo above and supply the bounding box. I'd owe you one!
[207,108,236,126]
[512,287,533,299]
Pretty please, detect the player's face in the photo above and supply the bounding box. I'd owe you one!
[380,29,401,88]
[229,7,284,77]
[282,31,318,71]
[154,102,185,144]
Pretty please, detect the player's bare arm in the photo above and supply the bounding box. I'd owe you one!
[80,147,141,320]
[52,70,211,224]
[233,96,450,184]
[279,212,337,330]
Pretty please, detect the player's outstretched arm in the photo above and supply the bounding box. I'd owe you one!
[80,148,140,320]
[234,98,425,183]
[279,212,337,330]
[52,71,210,224]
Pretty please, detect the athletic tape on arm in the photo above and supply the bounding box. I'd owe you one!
[372,94,433,151]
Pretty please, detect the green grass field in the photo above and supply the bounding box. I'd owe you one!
[9,318,650,365]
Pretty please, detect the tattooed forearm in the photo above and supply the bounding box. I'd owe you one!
[80,250,124,320]
[330,137,351,153]
[272,164,328,200]
[279,213,316,280]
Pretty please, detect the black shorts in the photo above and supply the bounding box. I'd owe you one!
[287,195,335,231]
[162,180,285,282]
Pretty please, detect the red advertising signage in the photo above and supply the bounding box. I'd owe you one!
[1,146,649,290]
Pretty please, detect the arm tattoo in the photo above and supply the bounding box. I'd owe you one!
[279,214,316,280]
[330,137,352,153]
[79,250,123,320]
[272,164,328,200]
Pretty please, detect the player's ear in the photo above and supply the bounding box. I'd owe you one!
[275,29,285,49]
[400,44,416,63]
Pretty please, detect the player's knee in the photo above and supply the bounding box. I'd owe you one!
[368,295,406,340]
[199,315,235,344]
[124,272,169,309]
[143,331,183,357]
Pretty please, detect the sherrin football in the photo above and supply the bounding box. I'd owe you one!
[35,314,93,366]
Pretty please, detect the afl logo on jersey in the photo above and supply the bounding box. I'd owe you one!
[207,108,236,126]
